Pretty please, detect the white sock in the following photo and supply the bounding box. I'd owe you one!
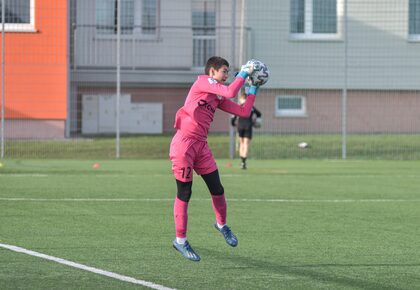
[176,237,187,244]
[217,223,226,229]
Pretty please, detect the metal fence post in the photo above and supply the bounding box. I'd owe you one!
[116,0,121,159]
[229,0,237,160]
[342,0,348,160]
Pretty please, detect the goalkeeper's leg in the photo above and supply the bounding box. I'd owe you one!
[174,180,192,240]
[201,170,238,247]
[201,170,226,225]
[172,180,200,261]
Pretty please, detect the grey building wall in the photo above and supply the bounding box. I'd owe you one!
[246,0,420,90]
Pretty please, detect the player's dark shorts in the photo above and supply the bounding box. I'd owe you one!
[238,128,253,139]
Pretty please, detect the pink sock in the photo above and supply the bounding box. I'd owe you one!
[174,197,188,238]
[211,194,227,225]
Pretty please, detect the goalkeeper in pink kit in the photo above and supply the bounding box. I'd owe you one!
[170,56,261,261]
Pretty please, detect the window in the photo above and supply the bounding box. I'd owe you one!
[96,0,158,36]
[0,0,35,32]
[142,0,157,34]
[290,0,343,40]
[409,0,420,40]
[276,96,307,117]
[192,0,216,67]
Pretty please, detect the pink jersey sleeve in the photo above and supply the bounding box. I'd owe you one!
[218,94,256,118]
[173,75,248,141]
[197,76,245,99]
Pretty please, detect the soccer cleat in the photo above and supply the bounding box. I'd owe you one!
[241,162,247,170]
[172,240,201,262]
[214,224,238,247]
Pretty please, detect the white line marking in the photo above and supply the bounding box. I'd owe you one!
[0,198,174,202]
[1,173,418,179]
[229,198,420,203]
[0,197,420,203]
[0,243,176,290]
[0,174,49,177]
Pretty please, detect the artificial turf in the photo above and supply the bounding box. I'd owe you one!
[1,159,419,289]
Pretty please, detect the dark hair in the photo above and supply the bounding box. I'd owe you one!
[205,56,229,75]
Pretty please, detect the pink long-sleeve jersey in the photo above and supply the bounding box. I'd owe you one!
[174,75,256,141]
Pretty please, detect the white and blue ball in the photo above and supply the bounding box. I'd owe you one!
[249,60,270,86]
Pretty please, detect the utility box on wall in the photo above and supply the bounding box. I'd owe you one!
[81,95,100,134]
[129,103,163,134]
[82,95,163,134]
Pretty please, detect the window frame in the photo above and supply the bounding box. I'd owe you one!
[95,0,159,39]
[1,0,35,32]
[408,0,420,42]
[275,95,307,117]
[290,0,343,41]
[191,0,217,68]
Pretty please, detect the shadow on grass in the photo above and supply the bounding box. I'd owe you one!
[198,247,411,290]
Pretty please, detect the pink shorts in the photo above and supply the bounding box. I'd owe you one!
[169,132,218,182]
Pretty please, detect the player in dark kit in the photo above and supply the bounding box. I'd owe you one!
[231,91,262,169]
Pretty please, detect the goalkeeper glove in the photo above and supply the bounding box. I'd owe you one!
[237,59,261,78]
[248,85,259,95]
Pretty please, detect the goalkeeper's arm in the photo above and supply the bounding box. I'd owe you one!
[199,60,259,99]
[231,116,238,126]
[218,85,258,118]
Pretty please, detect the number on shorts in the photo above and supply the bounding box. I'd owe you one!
[181,167,192,179]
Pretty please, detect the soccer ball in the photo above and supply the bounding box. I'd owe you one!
[249,60,270,86]
[298,142,309,149]
[252,117,262,128]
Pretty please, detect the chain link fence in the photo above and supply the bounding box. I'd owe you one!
[1,0,420,159]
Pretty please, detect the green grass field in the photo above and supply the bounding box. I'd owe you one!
[1,159,420,289]
[4,133,420,159]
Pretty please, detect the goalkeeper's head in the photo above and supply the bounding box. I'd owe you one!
[205,56,230,84]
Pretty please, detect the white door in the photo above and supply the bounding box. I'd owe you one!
[82,95,99,134]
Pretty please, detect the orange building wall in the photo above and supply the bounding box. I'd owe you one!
[0,0,67,120]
